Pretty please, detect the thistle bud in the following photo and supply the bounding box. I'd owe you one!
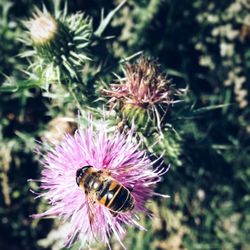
[122,103,149,129]
[24,8,92,82]
[104,57,173,131]
[29,14,57,45]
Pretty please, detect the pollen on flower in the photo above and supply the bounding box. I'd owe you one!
[29,14,58,45]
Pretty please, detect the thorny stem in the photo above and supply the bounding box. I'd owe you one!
[68,85,83,112]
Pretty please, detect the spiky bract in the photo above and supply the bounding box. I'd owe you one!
[24,7,92,83]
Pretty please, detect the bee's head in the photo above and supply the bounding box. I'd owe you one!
[76,165,92,186]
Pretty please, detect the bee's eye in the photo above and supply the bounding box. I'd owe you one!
[76,168,83,186]
[76,168,82,178]
[76,166,92,186]
[76,176,80,186]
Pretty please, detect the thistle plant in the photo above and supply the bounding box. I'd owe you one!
[32,117,168,249]
[103,57,174,132]
[23,7,92,85]
[1,1,249,250]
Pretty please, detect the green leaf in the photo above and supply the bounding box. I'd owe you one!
[192,103,232,114]
[0,78,42,93]
[95,0,127,37]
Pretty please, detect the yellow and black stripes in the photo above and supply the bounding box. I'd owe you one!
[97,180,134,212]
[76,166,135,215]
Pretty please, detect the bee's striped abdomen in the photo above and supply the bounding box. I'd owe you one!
[108,185,134,212]
[97,180,116,205]
[97,179,134,212]
[76,166,135,215]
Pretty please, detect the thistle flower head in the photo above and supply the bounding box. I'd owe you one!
[104,57,173,130]
[23,7,92,82]
[28,12,57,45]
[32,118,168,248]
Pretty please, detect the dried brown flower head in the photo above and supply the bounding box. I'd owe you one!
[104,57,174,130]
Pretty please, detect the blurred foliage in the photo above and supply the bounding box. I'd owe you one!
[0,0,249,250]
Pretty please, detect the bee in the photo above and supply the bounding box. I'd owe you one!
[76,165,135,215]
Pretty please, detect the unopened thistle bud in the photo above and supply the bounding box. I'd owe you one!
[104,57,174,131]
[29,14,57,45]
[24,8,92,82]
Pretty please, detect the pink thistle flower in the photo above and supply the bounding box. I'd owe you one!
[32,118,168,249]
[103,57,174,131]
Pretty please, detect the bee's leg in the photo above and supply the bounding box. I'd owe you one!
[88,195,97,205]
[110,210,118,217]
[97,169,111,177]
[105,170,112,176]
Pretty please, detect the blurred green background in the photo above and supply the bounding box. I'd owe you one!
[0,0,249,249]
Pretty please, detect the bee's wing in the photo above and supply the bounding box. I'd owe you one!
[87,196,96,224]
[85,192,98,240]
